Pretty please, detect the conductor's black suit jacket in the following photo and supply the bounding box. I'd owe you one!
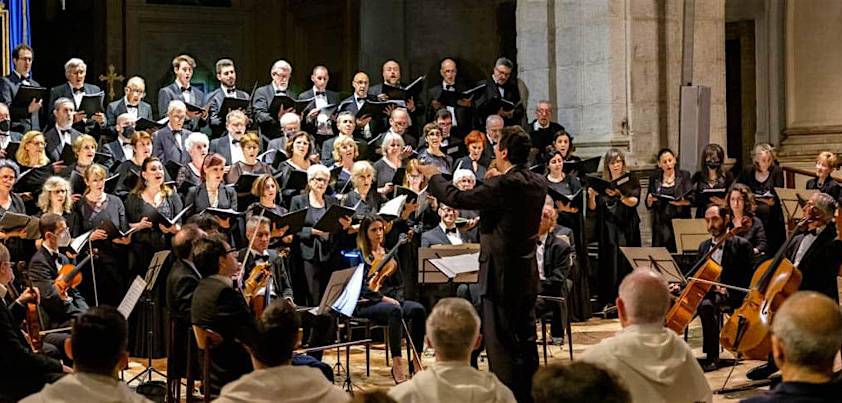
[428,165,547,301]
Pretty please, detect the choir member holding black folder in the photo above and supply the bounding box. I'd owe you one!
[276,131,312,207]
[0,162,32,262]
[587,148,641,309]
[645,148,693,252]
[123,157,184,357]
[736,143,785,253]
[374,132,407,197]
[184,154,237,228]
[112,131,155,198]
[692,144,732,218]
[15,131,56,214]
[68,164,133,307]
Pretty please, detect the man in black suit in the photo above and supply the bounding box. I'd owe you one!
[421,203,477,247]
[152,100,192,165]
[27,213,89,329]
[105,76,152,141]
[475,57,524,128]
[210,109,247,165]
[369,60,423,137]
[102,113,135,166]
[319,111,356,166]
[0,44,43,132]
[421,126,547,403]
[157,54,207,132]
[252,60,297,141]
[690,204,754,371]
[426,57,475,138]
[300,65,340,138]
[748,192,842,381]
[47,58,105,135]
[0,103,23,162]
[338,71,385,140]
[165,224,205,384]
[44,98,82,163]
[376,107,417,150]
[533,205,573,344]
[190,234,256,395]
[0,243,68,401]
[527,100,564,153]
[480,114,504,166]
[206,58,250,139]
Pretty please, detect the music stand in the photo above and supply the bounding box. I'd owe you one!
[127,251,171,386]
[775,187,817,230]
[671,218,708,255]
[619,247,686,284]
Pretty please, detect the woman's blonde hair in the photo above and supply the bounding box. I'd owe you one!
[37,176,73,214]
[17,131,49,167]
[83,164,108,195]
[240,131,260,149]
[817,151,838,169]
[350,161,374,188]
[72,134,97,155]
[332,135,359,162]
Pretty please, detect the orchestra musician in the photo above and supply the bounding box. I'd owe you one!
[727,183,767,258]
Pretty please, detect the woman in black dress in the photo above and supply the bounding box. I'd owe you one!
[587,148,641,309]
[692,143,733,218]
[69,164,134,307]
[123,157,183,357]
[0,162,31,262]
[184,153,237,231]
[175,132,210,198]
[373,132,405,198]
[453,130,488,179]
[727,183,767,258]
[289,164,350,306]
[546,151,590,320]
[736,143,785,253]
[645,148,693,252]
[277,131,312,208]
[806,151,842,205]
[113,131,166,200]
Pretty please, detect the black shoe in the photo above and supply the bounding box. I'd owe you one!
[746,362,778,381]
[696,357,720,372]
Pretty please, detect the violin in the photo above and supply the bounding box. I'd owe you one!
[54,254,93,302]
[719,213,810,360]
[368,233,409,292]
[7,263,44,353]
[244,261,272,317]
[664,218,746,334]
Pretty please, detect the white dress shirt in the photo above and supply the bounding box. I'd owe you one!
[441,222,463,246]
[536,232,549,280]
[176,81,193,104]
[228,135,244,164]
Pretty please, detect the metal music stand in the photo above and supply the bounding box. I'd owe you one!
[127,250,171,386]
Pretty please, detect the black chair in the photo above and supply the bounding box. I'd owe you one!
[537,295,573,363]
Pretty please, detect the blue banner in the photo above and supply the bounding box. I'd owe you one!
[5,0,30,66]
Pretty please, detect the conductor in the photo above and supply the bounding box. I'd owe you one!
[419,125,547,403]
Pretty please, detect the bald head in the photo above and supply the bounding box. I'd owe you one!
[617,269,670,326]
[772,291,842,372]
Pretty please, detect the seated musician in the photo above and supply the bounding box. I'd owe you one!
[240,216,335,360]
[421,203,477,247]
[353,214,426,384]
[190,234,256,395]
[748,192,842,381]
[534,204,573,345]
[0,243,69,401]
[686,204,754,371]
[27,213,88,333]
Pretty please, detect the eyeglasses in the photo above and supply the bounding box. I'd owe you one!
[51,189,67,194]
[225,247,239,255]
[311,177,328,183]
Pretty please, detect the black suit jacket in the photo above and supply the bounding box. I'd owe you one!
[698,235,755,305]
[152,126,192,165]
[103,139,130,166]
[527,120,564,152]
[786,225,842,301]
[421,225,477,247]
[425,81,476,137]
[0,72,43,132]
[428,165,547,300]
[209,133,238,164]
[48,82,104,134]
[191,276,255,392]
[338,93,386,139]
[165,258,201,378]
[157,82,207,131]
[27,246,89,327]
[0,291,63,400]
[105,98,153,140]
[252,83,298,140]
[43,126,82,162]
[205,88,250,138]
[298,88,340,105]
[541,227,573,287]
[237,249,294,301]
[474,77,523,128]
[184,183,237,218]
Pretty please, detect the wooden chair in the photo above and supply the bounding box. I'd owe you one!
[537,295,574,363]
[192,325,223,403]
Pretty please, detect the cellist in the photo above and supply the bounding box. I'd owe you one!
[747,192,842,381]
[683,204,754,372]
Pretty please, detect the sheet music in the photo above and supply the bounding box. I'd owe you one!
[428,253,480,278]
[331,263,364,317]
[379,194,407,217]
[70,230,93,253]
[145,250,171,291]
[117,276,147,319]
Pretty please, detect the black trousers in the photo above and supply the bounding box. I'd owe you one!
[482,295,539,403]
[698,292,725,360]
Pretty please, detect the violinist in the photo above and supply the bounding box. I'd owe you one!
[747,192,842,381]
[354,214,426,384]
[686,204,754,372]
[0,243,69,401]
[727,183,767,257]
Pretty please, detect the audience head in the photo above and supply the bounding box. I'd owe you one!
[496,126,531,166]
[616,269,670,327]
[771,291,842,376]
[532,362,631,403]
[350,390,397,403]
[248,299,301,368]
[192,234,237,278]
[70,306,129,377]
[38,176,72,214]
[185,212,221,235]
[426,298,481,362]
[172,223,205,260]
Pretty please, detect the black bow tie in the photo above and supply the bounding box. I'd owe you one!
[72,87,84,94]
[445,227,458,234]
[445,85,454,91]
[805,229,818,236]
[172,130,182,136]
[60,130,70,136]
[275,90,285,95]
[126,104,138,109]
[225,88,236,95]
[231,139,240,145]
[0,132,8,137]
[181,86,190,92]
[121,141,131,147]
[315,91,325,96]
[537,240,543,246]
[21,76,30,81]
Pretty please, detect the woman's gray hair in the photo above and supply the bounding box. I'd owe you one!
[306,164,331,182]
[812,192,837,221]
[184,132,209,152]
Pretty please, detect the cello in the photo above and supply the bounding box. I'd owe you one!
[719,214,810,360]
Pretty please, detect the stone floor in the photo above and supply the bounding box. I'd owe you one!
[124,316,771,402]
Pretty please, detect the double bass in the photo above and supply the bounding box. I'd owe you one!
[719,214,810,360]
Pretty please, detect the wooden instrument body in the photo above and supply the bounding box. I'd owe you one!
[244,262,272,317]
[719,256,802,360]
[53,254,93,301]
[665,258,722,334]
